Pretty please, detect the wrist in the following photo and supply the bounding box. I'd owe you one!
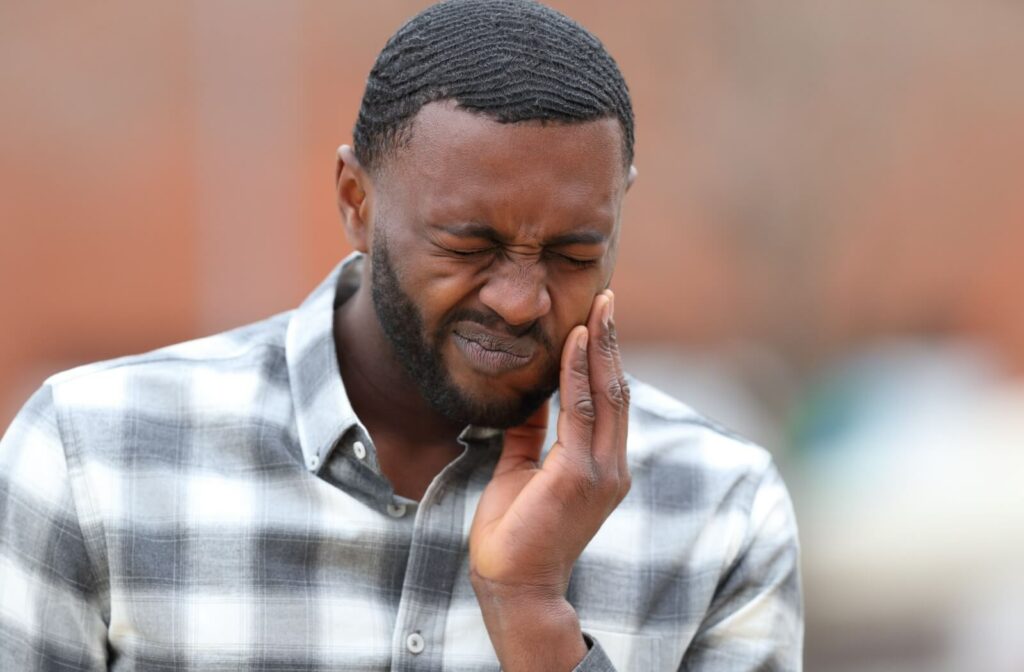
[471,578,588,672]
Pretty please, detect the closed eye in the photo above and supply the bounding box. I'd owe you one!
[554,253,598,269]
[448,247,495,256]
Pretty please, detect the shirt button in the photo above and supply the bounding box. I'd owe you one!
[406,632,425,654]
[386,503,407,518]
[352,441,367,460]
[307,455,320,470]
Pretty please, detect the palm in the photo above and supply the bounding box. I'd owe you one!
[471,418,586,584]
[469,297,630,592]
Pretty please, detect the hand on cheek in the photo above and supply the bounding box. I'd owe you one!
[468,289,630,672]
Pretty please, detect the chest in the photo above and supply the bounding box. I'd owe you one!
[90,456,710,670]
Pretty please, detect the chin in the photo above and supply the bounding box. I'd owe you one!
[442,367,556,429]
[459,393,551,430]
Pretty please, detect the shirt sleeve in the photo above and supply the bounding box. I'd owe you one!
[570,632,617,672]
[0,385,108,671]
[679,461,804,671]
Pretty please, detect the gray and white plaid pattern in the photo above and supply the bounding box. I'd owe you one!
[0,253,802,671]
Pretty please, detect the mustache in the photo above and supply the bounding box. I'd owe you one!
[442,308,554,349]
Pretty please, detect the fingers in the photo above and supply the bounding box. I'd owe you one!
[494,399,550,477]
[586,290,629,468]
[555,325,595,458]
[555,289,630,466]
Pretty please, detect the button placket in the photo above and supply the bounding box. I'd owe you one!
[388,443,486,667]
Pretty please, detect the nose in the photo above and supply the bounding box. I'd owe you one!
[477,255,552,328]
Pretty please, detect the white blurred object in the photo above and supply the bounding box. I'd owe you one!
[796,340,1024,668]
[950,573,1024,672]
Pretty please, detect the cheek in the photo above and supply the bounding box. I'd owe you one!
[383,229,482,325]
[409,263,483,329]
[550,280,605,340]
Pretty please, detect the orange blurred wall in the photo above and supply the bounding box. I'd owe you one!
[4,1,1024,425]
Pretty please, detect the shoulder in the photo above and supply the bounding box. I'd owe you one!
[625,373,773,478]
[44,311,292,408]
[33,311,295,465]
[620,373,788,554]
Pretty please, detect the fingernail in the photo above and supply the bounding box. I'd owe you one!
[578,329,588,351]
[602,295,613,329]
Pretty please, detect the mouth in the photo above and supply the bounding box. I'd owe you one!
[451,323,537,375]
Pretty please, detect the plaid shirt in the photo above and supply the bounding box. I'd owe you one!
[0,253,802,671]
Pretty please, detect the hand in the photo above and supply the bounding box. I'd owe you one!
[469,290,631,671]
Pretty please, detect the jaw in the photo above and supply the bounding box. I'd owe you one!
[438,335,558,424]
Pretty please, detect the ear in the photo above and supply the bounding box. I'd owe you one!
[336,145,373,253]
[625,164,639,193]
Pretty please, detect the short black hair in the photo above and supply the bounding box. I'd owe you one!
[353,0,634,174]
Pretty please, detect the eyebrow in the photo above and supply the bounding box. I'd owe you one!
[438,222,607,246]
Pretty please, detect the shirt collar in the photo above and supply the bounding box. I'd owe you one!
[286,252,365,472]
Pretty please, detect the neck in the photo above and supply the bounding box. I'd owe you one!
[333,283,465,489]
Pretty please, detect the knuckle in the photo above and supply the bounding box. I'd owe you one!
[600,320,620,353]
[619,471,633,499]
[607,320,620,345]
[605,376,630,407]
[599,472,631,512]
[573,396,597,422]
[598,328,617,357]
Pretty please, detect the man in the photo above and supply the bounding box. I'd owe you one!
[0,1,801,670]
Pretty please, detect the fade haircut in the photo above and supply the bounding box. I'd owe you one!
[353,0,634,175]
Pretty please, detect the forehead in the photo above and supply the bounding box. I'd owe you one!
[377,102,626,236]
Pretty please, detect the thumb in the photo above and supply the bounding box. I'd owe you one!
[493,399,550,477]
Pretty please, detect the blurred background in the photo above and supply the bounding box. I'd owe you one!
[2,1,1023,669]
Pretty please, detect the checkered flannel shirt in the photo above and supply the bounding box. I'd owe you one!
[0,253,802,670]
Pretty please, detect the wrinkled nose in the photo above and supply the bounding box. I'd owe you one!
[477,256,552,328]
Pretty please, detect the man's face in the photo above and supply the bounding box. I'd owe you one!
[367,102,630,428]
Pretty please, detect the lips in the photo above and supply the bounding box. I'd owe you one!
[451,322,538,375]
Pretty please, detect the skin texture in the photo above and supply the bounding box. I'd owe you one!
[333,101,636,671]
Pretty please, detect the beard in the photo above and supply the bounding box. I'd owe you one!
[370,231,559,429]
